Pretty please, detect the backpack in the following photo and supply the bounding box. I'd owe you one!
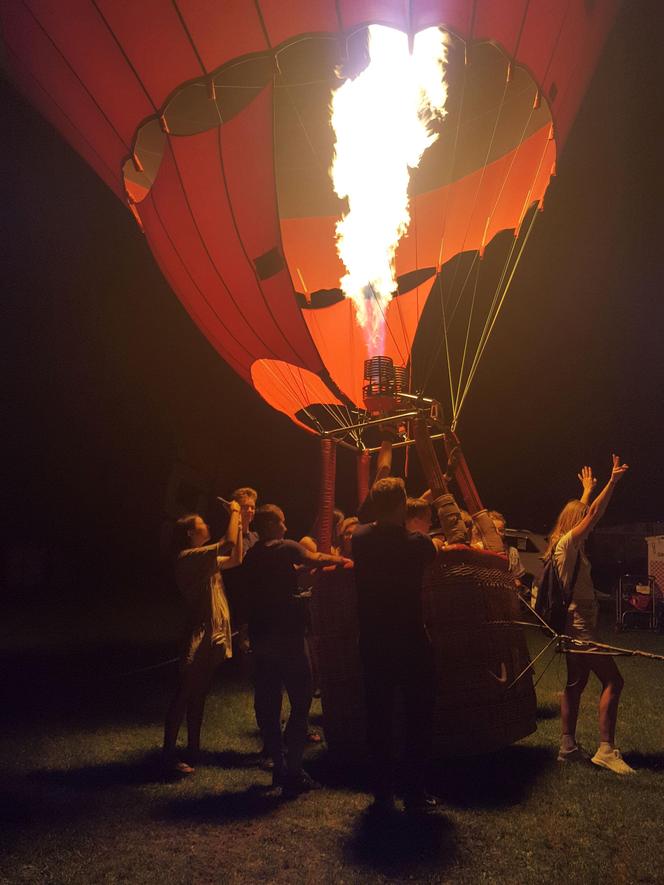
[533,549,580,634]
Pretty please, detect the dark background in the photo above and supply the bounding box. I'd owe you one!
[1,2,662,597]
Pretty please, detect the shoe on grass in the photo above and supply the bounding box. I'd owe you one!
[557,744,591,764]
[404,793,440,815]
[281,771,321,799]
[162,755,195,776]
[591,747,636,775]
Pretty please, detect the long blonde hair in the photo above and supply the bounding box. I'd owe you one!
[543,499,589,560]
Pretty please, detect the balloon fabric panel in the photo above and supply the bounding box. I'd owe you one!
[134,88,324,383]
[258,0,339,47]
[0,2,129,195]
[21,0,155,147]
[251,359,344,433]
[1,41,124,200]
[0,0,622,437]
[171,0,269,71]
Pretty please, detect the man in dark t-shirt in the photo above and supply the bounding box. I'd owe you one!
[241,504,349,796]
[352,477,437,813]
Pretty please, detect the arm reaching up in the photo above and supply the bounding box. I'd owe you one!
[374,437,393,484]
[570,454,628,546]
[577,465,597,506]
[219,501,242,570]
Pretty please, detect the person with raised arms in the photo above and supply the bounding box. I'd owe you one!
[544,455,634,774]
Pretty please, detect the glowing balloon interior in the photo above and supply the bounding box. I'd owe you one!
[0,1,620,442]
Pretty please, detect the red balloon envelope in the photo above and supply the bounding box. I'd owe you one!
[1,1,620,438]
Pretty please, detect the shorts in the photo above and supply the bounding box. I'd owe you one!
[565,601,611,654]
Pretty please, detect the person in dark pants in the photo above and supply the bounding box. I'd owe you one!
[241,504,350,796]
[352,477,438,814]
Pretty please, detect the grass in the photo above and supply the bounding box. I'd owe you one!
[1,591,663,884]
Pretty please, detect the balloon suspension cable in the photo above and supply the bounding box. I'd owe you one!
[490,594,664,666]
[456,205,540,420]
[418,58,550,428]
[418,73,510,413]
[504,633,559,692]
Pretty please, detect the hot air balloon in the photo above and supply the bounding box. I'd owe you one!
[1,1,620,756]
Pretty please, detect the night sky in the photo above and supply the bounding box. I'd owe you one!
[1,2,662,590]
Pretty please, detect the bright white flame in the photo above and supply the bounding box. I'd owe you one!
[330,26,448,354]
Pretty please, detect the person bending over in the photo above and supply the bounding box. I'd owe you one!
[163,504,241,775]
[241,504,350,796]
[545,455,634,774]
[352,477,438,814]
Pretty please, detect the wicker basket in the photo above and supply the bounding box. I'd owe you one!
[310,546,536,758]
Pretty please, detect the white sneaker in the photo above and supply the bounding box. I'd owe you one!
[591,747,636,775]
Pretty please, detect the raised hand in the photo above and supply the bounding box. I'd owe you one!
[610,453,629,483]
[577,465,597,495]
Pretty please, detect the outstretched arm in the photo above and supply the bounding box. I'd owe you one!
[570,454,628,546]
[300,548,353,568]
[577,465,597,506]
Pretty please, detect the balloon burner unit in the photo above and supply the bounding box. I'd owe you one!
[362,356,409,416]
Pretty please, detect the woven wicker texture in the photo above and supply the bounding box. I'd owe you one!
[311,546,536,758]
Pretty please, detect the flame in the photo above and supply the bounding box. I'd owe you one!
[330,26,448,355]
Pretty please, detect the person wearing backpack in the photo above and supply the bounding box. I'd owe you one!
[542,455,634,775]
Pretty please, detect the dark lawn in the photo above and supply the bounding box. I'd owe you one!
[1,591,663,884]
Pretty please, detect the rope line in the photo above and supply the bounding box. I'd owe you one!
[488,618,664,663]
[505,633,558,691]
[452,256,481,422]
[456,205,539,416]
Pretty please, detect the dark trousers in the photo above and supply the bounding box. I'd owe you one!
[361,640,435,801]
[253,636,313,776]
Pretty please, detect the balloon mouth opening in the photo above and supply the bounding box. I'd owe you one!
[123,30,553,208]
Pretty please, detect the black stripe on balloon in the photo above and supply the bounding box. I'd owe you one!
[171,0,208,77]
[318,368,358,412]
[3,41,120,190]
[512,0,533,59]
[22,0,130,152]
[254,247,285,281]
[90,1,158,112]
[147,186,259,369]
[469,0,478,42]
[252,0,273,52]
[166,136,279,365]
[214,117,315,370]
[334,0,345,34]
